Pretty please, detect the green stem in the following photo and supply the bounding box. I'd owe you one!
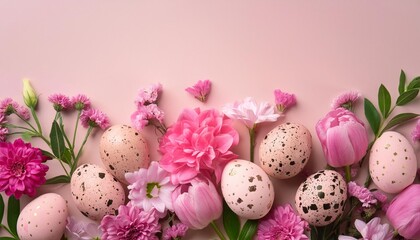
[72,110,81,150]
[249,126,256,162]
[3,123,35,132]
[15,113,37,132]
[210,221,227,240]
[72,126,93,174]
[344,165,352,183]
[58,114,76,160]
[30,107,43,135]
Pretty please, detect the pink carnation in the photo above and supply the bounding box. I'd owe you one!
[162,223,188,240]
[135,83,162,106]
[0,98,30,120]
[412,119,420,142]
[159,108,239,184]
[348,181,377,208]
[131,104,164,132]
[331,91,360,110]
[71,94,91,110]
[274,89,297,112]
[48,93,72,111]
[80,108,110,130]
[185,79,211,102]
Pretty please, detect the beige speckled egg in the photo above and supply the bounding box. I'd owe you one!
[71,164,125,220]
[17,193,68,240]
[295,170,347,226]
[221,159,274,219]
[259,123,312,179]
[100,124,150,184]
[369,131,417,194]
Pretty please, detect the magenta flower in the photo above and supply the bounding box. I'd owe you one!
[48,93,72,111]
[411,119,420,142]
[0,139,49,199]
[80,108,110,129]
[386,184,420,239]
[222,97,280,129]
[347,181,377,208]
[172,177,222,230]
[162,223,188,240]
[185,79,211,102]
[331,91,360,110]
[135,83,162,106]
[101,204,160,240]
[125,161,176,216]
[159,108,239,184]
[131,104,164,132]
[71,94,91,110]
[274,89,297,112]
[257,204,309,240]
[338,217,393,240]
[65,217,102,240]
[316,108,368,168]
[0,127,8,142]
[0,98,30,120]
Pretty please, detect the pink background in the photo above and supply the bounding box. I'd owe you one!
[1,1,420,239]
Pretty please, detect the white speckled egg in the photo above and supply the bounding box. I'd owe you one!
[295,170,347,226]
[71,164,125,220]
[369,131,417,194]
[259,123,312,179]
[17,193,68,240]
[100,124,150,184]
[221,159,274,219]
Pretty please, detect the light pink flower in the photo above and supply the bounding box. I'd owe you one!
[159,108,239,184]
[0,139,49,199]
[135,83,162,106]
[0,127,8,142]
[274,89,297,112]
[48,93,72,111]
[131,104,164,131]
[412,119,420,142]
[0,98,30,120]
[222,97,280,129]
[172,177,222,230]
[125,161,176,216]
[80,108,110,129]
[100,204,160,240]
[71,94,91,110]
[162,223,188,240]
[348,181,377,208]
[331,91,360,110]
[185,79,211,102]
[338,217,393,240]
[65,217,102,240]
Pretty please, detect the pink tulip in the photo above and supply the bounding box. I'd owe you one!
[386,184,420,239]
[315,108,368,168]
[172,177,222,230]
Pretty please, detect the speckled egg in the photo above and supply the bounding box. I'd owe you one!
[259,123,312,179]
[100,124,150,184]
[221,159,274,219]
[295,170,347,226]
[369,131,417,194]
[17,193,68,240]
[71,164,125,220]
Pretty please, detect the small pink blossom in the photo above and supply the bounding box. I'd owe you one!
[65,217,102,240]
[131,104,164,131]
[48,93,72,111]
[185,79,211,102]
[274,89,296,112]
[0,98,30,120]
[162,223,188,240]
[222,97,280,129]
[338,217,393,240]
[331,91,360,110]
[135,83,162,106]
[80,108,110,129]
[0,127,8,142]
[348,181,377,208]
[257,204,309,240]
[71,94,91,110]
[411,119,420,142]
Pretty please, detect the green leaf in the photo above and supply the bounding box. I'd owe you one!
[61,148,72,165]
[396,89,419,106]
[0,237,16,240]
[50,120,66,159]
[378,84,391,118]
[0,195,4,223]
[20,131,34,141]
[364,98,381,135]
[45,175,71,184]
[7,196,20,237]
[398,70,406,94]
[223,201,240,240]
[381,113,419,133]
[238,220,258,240]
[407,76,420,90]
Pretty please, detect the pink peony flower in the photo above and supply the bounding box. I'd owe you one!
[125,161,176,216]
[71,94,91,110]
[0,98,30,120]
[0,127,8,142]
[131,104,164,131]
[0,139,49,198]
[257,204,309,240]
[185,79,211,102]
[100,204,160,240]
[222,97,280,129]
[159,108,239,184]
[135,83,162,106]
[274,89,297,112]
[80,108,110,129]
[172,177,222,230]
[162,223,188,240]
[338,217,393,240]
[331,91,360,110]
[48,93,72,111]
[347,181,377,208]
[65,217,102,240]
[315,108,368,168]
[411,119,420,142]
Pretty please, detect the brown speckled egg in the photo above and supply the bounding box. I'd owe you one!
[259,123,312,179]
[71,164,125,220]
[221,159,274,219]
[295,170,347,226]
[100,124,150,184]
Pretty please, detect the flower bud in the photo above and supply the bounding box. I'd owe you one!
[22,79,38,108]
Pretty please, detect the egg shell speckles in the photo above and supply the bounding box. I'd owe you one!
[259,123,312,179]
[100,124,150,184]
[17,193,68,240]
[295,170,347,226]
[71,164,126,220]
[221,159,274,219]
[369,131,417,194]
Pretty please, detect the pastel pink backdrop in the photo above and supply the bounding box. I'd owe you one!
[1,1,420,239]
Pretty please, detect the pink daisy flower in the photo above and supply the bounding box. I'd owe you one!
[71,94,91,110]
[185,79,211,102]
[80,108,110,130]
[274,89,297,112]
[48,93,72,111]
[331,91,360,110]
[0,98,30,120]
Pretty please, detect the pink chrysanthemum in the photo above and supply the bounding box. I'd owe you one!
[48,93,72,111]
[0,139,49,199]
[338,217,393,240]
[257,204,309,240]
[274,89,297,112]
[159,108,239,184]
[71,94,91,110]
[348,181,377,208]
[131,104,164,131]
[100,204,160,240]
[0,127,8,142]
[185,79,211,102]
[65,217,102,240]
[331,91,361,110]
[162,223,188,240]
[135,83,162,106]
[80,108,110,130]
[0,98,30,120]
[411,119,420,142]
